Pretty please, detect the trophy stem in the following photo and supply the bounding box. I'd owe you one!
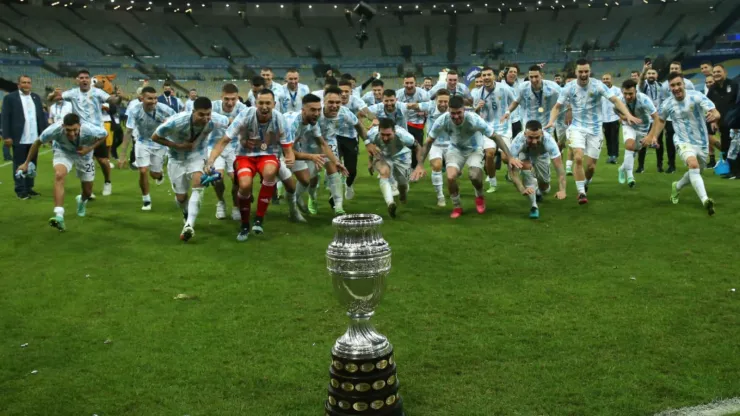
[332,314,392,360]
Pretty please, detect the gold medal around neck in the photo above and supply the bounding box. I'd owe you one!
[538,107,545,113]
[260,143,267,151]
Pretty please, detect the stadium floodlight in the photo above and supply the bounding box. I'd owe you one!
[256,4,259,7]
[308,5,312,8]
[280,4,284,7]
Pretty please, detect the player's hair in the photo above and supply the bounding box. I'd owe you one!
[667,72,684,83]
[575,58,590,67]
[436,88,450,97]
[76,69,90,77]
[193,96,212,110]
[449,95,464,109]
[446,70,459,77]
[338,79,353,88]
[63,113,81,125]
[141,86,157,95]
[713,63,726,71]
[706,75,714,81]
[621,79,638,90]
[383,89,396,98]
[189,88,197,92]
[324,77,339,88]
[506,63,520,72]
[474,73,482,79]
[260,67,273,73]
[286,67,299,74]
[340,73,355,81]
[670,61,682,67]
[371,79,384,87]
[528,65,542,73]
[251,76,265,87]
[554,74,562,78]
[257,89,275,100]
[700,60,712,67]
[481,66,494,73]
[525,120,543,131]
[222,83,239,94]
[378,118,395,130]
[403,72,416,80]
[163,81,172,88]
[324,86,343,98]
[566,72,576,80]
[17,74,31,83]
[302,93,321,105]
[631,70,640,76]
[424,77,433,82]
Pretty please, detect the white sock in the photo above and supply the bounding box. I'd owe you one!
[186,187,203,226]
[566,160,573,169]
[576,180,586,194]
[431,171,444,198]
[451,194,461,207]
[522,170,538,207]
[54,206,64,217]
[623,151,634,179]
[379,178,394,205]
[688,168,708,203]
[308,184,318,200]
[488,176,497,187]
[327,172,343,210]
[143,194,151,203]
[676,171,691,190]
[285,190,297,211]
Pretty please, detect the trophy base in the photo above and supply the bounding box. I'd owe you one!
[325,348,404,415]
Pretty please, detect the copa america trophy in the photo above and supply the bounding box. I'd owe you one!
[325,214,404,415]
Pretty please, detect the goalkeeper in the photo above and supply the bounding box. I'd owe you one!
[16,113,108,231]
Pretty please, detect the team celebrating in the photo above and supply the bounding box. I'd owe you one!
[12,58,732,242]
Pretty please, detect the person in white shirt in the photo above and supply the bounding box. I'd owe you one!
[48,89,73,125]
[601,73,623,164]
[184,89,197,112]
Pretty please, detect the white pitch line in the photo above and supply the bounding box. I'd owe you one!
[655,398,740,416]
[0,149,52,168]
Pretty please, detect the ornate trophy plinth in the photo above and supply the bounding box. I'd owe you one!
[325,214,404,416]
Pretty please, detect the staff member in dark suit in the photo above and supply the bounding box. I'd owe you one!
[1,75,49,199]
[158,82,183,112]
[706,64,739,178]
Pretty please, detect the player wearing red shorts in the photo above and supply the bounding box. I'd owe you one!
[207,89,295,242]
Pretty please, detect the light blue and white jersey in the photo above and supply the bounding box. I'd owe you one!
[125,102,176,149]
[428,111,493,152]
[621,92,656,136]
[419,101,449,146]
[660,77,695,122]
[283,111,322,153]
[352,86,363,99]
[344,95,368,115]
[516,80,561,129]
[226,107,291,157]
[154,112,229,161]
[319,106,359,142]
[362,91,382,107]
[471,84,516,137]
[282,83,311,113]
[367,102,409,131]
[365,125,416,163]
[247,83,287,113]
[642,81,662,110]
[658,90,715,149]
[61,87,110,127]
[557,78,614,136]
[395,87,430,125]
[184,99,195,113]
[510,130,561,160]
[212,100,247,122]
[504,79,523,123]
[430,82,471,100]
[39,121,108,154]
[49,101,73,124]
[601,85,623,123]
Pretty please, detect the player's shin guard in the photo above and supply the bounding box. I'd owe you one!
[379,178,394,205]
[688,168,708,203]
[327,172,344,211]
[186,187,203,226]
[256,180,277,218]
[623,150,635,179]
[237,191,253,225]
[432,171,444,198]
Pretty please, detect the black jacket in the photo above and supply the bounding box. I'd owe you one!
[1,90,49,144]
[707,79,739,125]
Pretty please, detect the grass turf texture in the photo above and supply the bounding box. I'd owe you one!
[1,150,739,416]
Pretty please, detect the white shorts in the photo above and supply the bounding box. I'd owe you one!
[53,150,95,182]
[484,135,511,151]
[429,144,449,162]
[622,125,647,152]
[446,148,484,171]
[374,157,411,186]
[532,155,551,184]
[567,126,603,159]
[555,123,568,145]
[676,143,708,169]
[134,142,166,173]
[168,157,204,195]
[213,146,236,174]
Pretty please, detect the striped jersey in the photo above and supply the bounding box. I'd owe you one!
[601,85,623,123]
[658,90,715,148]
[154,112,229,161]
[226,107,292,157]
[39,121,108,154]
[212,100,247,122]
[429,111,493,151]
[430,82,471,100]
[319,106,359,142]
[125,102,176,149]
[362,91,382,107]
[395,87,430,125]
[367,102,409,131]
[510,130,560,160]
[283,111,322,154]
[365,125,416,162]
[515,80,561,129]
[557,78,615,135]
[418,101,449,146]
[344,95,368,115]
[61,87,110,127]
[471,84,516,137]
[620,92,657,136]
[282,83,311,113]
[660,78,696,122]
